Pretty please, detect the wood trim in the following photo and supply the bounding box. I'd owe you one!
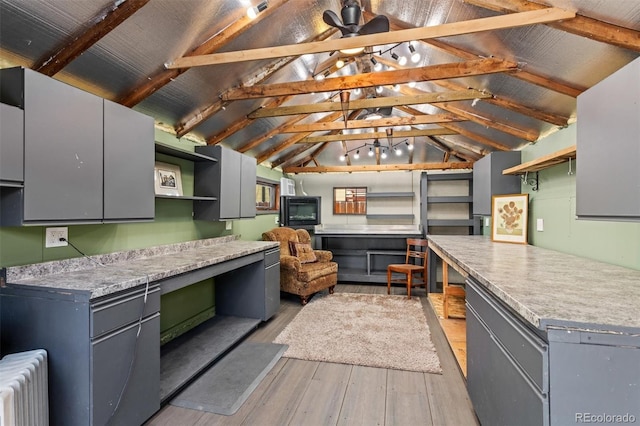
[165,8,575,68]
[502,145,576,175]
[223,59,517,101]
[33,0,151,76]
[298,128,457,144]
[283,162,474,173]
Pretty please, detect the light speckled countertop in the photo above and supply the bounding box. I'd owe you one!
[3,235,279,300]
[314,224,422,235]
[427,235,640,333]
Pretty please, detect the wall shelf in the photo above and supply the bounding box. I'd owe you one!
[502,145,576,175]
[366,192,414,198]
[154,142,217,163]
[427,196,473,203]
[155,195,217,201]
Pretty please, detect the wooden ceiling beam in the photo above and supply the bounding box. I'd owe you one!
[249,89,492,118]
[436,102,539,141]
[177,28,336,138]
[283,162,474,174]
[223,58,517,100]
[117,0,292,107]
[33,0,151,76]
[284,113,462,133]
[166,8,575,68]
[256,112,344,164]
[464,0,640,52]
[298,128,457,144]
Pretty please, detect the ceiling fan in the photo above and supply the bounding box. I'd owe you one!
[322,0,389,54]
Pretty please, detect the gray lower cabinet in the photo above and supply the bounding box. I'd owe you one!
[0,284,161,426]
[0,67,154,225]
[0,103,24,185]
[193,145,256,221]
[467,278,640,426]
[577,56,640,220]
[466,279,549,426]
[472,151,521,216]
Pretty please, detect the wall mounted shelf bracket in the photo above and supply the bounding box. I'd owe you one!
[521,171,539,191]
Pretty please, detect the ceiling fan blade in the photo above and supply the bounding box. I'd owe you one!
[323,10,345,29]
[358,14,390,35]
[378,106,393,116]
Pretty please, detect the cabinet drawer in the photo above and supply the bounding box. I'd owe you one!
[265,248,280,267]
[466,278,548,392]
[91,285,160,338]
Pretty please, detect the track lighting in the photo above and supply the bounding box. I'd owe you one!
[371,57,383,72]
[246,1,268,19]
[391,52,399,61]
[339,138,412,161]
[409,44,421,63]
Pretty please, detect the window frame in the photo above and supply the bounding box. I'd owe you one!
[256,177,280,214]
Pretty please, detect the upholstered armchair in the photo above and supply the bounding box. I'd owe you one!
[262,227,337,305]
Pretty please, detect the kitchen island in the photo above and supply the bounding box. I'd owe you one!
[0,235,280,426]
[427,235,640,426]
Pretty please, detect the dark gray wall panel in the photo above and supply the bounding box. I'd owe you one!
[0,103,24,184]
[472,151,521,216]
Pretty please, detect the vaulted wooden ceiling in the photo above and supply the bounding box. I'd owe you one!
[0,0,638,173]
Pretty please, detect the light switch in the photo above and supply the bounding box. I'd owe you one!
[484,217,491,227]
[536,218,544,232]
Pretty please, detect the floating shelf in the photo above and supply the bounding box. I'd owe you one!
[503,145,576,175]
[366,192,414,198]
[366,214,414,220]
[155,142,218,163]
[427,219,477,227]
[155,195,217,201]
[427,196,473,203]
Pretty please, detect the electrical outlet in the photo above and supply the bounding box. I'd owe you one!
[45,227,68,248]
[275,216,279,224]
[225,221,232,230]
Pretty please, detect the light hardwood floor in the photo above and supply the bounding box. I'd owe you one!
[146,284,478,426]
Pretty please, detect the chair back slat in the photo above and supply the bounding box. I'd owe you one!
[405,238,428,264]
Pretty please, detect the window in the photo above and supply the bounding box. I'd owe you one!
[256,177,280,212]
[334,187,367,214]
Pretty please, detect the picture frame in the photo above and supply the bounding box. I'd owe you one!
[491,193,529,244]
[154,161,183,196]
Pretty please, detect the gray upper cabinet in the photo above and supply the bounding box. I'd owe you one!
[577,57,640,221]
[0,103,24,186]
[0,67,155,225]
[472,151,521,216]
[193,145,256,221]
[103,100,154,221]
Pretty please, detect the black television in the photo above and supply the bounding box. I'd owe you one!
[280,196,321,228]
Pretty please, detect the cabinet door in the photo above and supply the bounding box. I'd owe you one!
[23,69,103,222]
[0,103,24,184]
[472,152,521,216]
[240,153,257,218]
[219,147,242,219]
[577,57,640,219]
[103,100,154,221]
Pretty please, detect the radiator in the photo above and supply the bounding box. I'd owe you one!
[0,349,49,426]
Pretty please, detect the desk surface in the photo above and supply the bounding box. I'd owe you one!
[3,236,278,300]
[427,235,640,333]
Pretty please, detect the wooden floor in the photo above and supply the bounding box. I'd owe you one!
[427,293,467,376]
[146,284,478,426]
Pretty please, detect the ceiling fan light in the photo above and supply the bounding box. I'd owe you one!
[339,46,365,55]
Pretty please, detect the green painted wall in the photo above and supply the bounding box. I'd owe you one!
[521,124,640,270]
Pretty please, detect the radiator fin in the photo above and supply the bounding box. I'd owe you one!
[0,349,49,426]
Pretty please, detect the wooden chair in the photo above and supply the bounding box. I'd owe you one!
[442,261,465,319]
[387,238,428,299]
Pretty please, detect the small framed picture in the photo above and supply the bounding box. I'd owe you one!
[491,194,529,244]
[154,162,183,196]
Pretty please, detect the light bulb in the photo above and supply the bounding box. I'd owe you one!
[353,87,361,95]
[381,150,387,159]
[376,86,383,94]
[393,84,400,92]
[315,73,325,81]
[406,141,414,151]
[353,150,360,160]
[398,55,407,66]
[395,147,402,156]
[409,44,421,63]
[408,81,416,88]
[339,154,346,162]
[368,147,374,157]
[336,59,345,68]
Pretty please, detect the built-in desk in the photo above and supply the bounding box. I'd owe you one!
[427,235,640,426]
[315,224,422,283]
[0,235,280,425]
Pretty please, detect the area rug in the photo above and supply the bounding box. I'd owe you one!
[273,293,442,374]
[170,341,287,415]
